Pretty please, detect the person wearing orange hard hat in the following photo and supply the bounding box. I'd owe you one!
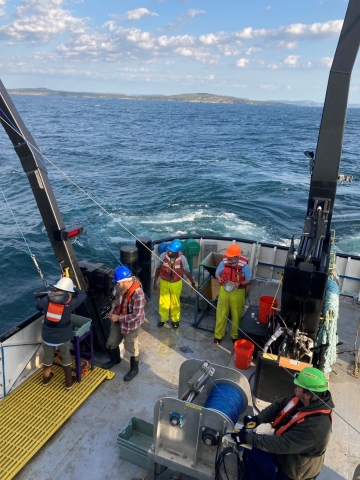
[214,243,252,345]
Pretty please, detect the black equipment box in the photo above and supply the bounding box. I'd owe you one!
[254,352,302,403]
[239,305,269,358]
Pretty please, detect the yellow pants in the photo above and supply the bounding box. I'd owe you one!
[159,278,182,323]
[215,287,245,340]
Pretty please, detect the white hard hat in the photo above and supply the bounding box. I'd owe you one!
[53,277,75,293]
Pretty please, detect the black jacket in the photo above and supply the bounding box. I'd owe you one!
[247,392,334,480]
[37,287,87,345]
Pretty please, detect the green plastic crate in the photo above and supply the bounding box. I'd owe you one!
[117,417,154,469]
[71,314,92,337]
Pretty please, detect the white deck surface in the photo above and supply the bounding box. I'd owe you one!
[14,281,360,480]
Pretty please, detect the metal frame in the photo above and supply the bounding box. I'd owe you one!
[148,359,252,480]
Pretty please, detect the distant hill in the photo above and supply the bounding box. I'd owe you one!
[8,89,360,108]
[8,89,286,106]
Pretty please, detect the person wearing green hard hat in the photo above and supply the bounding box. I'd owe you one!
[231,366,334,480]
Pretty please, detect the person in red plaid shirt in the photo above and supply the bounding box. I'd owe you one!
[102,266,145,381]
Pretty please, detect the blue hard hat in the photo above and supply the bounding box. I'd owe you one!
[167,239,182,253]
[112,265,132,283]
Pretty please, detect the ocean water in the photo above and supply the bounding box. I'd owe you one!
[1,95,360,333]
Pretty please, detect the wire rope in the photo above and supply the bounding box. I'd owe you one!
[0,185,50,287]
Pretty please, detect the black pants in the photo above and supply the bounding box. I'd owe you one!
[242,447,319,480]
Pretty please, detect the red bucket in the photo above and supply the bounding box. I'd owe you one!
[258,296,278,324]
[234,339,254,370]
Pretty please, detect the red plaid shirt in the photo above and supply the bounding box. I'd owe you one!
[118,287,146,334]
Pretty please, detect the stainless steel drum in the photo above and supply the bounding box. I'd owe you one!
[223,281,236,292]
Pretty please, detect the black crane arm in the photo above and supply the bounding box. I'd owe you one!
[281,0,360,342]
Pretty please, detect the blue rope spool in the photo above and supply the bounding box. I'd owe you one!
[204,383,244,425]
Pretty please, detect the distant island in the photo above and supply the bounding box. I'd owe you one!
[5,88,293,107]
[8,88,285,105]
[7,88,360,108]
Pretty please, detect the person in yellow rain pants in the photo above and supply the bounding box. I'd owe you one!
[214,244,252,344]
[153,239,196,329]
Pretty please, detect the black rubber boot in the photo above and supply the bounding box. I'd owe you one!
[63,364,76,390]
[42,366,55,386]
[124,356,139,382]
[101,348,121,369]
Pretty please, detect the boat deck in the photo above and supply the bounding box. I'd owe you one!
[13,280,360,480]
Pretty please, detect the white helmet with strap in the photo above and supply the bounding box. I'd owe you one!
[53,277,75,293]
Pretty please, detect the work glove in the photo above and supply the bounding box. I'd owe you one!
[243,415,259,429]
[231,428,248,446]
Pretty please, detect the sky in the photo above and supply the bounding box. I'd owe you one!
[0,0,359,102]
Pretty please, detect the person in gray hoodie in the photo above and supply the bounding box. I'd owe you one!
[232,367,334,480]
[36,277,86,390]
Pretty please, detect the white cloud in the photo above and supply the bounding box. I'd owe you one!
[283,55,299,67]
[277,40,297,50]
[285,20,342,38]
[236,58,249,68]
[199,33,219,45]
[217,44,240,56]
[0,0,86,43]
[125,8,159,21]
[318,56,332,68]
[0,0,6,17]
[157,34,195,47]
[243,47,262,55]
[234,20,342,42]
[165,8,205,30]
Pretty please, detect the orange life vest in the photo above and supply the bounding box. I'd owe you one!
[46,298,71,322]
[220,256,248,287]
[272,396,332,436]
[114,281,141,315]
[159,253,184,283]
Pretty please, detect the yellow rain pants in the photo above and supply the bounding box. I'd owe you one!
[159,278,183,323]
[214,287,245,340]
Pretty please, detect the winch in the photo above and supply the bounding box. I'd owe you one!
[147,359,253,479]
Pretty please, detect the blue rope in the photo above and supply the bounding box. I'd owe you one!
[0,107,21,134]
[204,383,244,425]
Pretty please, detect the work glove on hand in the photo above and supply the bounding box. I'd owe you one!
[231,428,248,446]
[243,415,259,429]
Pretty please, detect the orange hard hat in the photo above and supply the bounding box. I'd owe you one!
[225,244,241,257]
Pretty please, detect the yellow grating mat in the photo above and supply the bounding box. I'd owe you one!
[0,365,114,480]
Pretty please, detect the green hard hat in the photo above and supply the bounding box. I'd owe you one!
[293,367,328,392]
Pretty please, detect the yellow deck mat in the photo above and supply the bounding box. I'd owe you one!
[0,365,114,480]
